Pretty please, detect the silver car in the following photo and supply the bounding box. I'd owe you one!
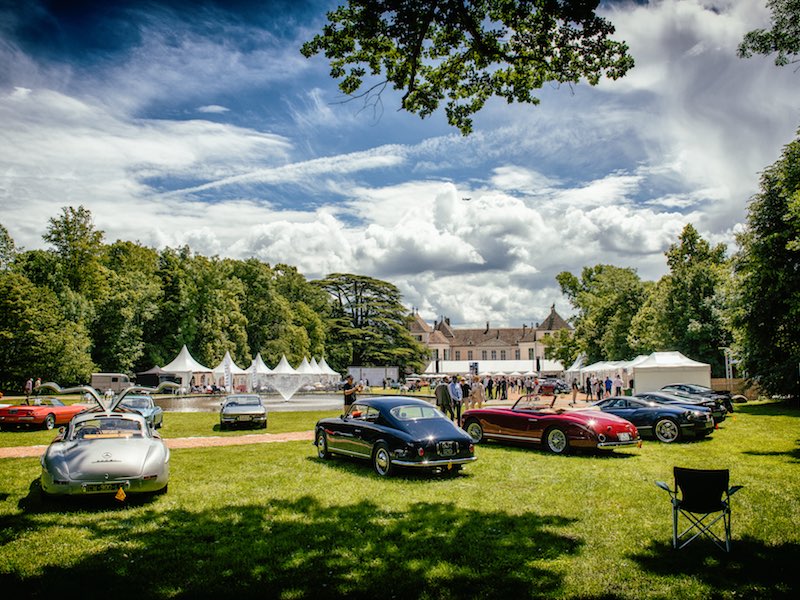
[37,381,174,498]
[119,394,164,429]
[220,394,267,429]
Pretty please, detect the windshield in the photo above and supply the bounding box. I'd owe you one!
[225,396,261,406]
[390,404,443,420]
[122,397,152,409]
[71,417,144,440]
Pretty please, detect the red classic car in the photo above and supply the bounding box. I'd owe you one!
[461,396,640,454]
[0,397,89,430]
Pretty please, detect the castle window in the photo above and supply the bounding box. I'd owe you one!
[491,351,497,360]
[515,349,520,360]
[455,351,461,360]
[500,350,506,360]
[481,351,487,360]
[467,351,473,360]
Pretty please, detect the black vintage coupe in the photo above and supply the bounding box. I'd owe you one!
[314,397,476,476]
[587,396,714,443]
[635,390,727,424]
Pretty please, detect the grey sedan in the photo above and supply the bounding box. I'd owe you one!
[220,394,268,429]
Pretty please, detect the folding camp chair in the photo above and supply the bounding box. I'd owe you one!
[656,467,743,552]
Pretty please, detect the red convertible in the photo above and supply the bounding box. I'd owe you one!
[461,396,640,454]
[0,397,89,430]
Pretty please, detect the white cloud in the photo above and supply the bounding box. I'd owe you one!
[197,105,230,114]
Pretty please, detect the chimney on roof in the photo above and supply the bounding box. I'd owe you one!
[445,317,450,326]
[484,321,489,334]
[496,330,500,339]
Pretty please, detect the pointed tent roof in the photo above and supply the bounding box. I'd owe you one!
[317,357,339,376]
[248,353,272,375]
[162,345,211,373]
[212,351,248,375]
[308,357,323,374]
[295,357,315,374]
[271,355,297,374]
[137,365,167,376]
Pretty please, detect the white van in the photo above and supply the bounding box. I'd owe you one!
[90,373,133,393]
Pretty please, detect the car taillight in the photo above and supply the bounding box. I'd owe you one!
[417,447,425,457]
[469,443,474,454]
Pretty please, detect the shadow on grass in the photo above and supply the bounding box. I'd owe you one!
[3,491,582,599]
[307,455,475,480]
[736,401,800,417]
[630,537,800,598]
[742,442,800,463]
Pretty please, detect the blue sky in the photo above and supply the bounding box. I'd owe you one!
[1,0,797,328]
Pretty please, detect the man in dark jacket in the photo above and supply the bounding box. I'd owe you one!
[434,377,454,420]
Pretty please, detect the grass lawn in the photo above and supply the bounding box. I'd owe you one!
[0,401,798,599]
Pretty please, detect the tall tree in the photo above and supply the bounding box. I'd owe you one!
[541,327,580,367]
[91,241,161,373]
[302,0,634,134]
[0,271,94,390]
[315,273,428,372]
[738,0,800,67]
[557,265,647,363]
[729,132,800,397]
[42,205,106,298]
[0,223,17,270]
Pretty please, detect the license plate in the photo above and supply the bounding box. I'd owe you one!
[437,441,456,456]
[83,483,126,493]
[237,415,252,421]
[618,432,631,441]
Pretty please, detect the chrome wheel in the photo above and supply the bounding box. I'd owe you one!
[545,427,569,454]
[654,418,680,443]
[44,414,56,430]
[372,443,392,477]
[316,431,330,459]
[465,420,484,443]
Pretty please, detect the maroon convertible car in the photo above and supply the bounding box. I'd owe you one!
[461,396,641,454]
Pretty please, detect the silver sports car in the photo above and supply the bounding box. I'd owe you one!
[219,394,267,429]
[38,382,174,498]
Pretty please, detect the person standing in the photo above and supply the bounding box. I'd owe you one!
[571,377,579,406]
[434,377,454,420]
[469,375,486,410]
[459,377,471,408]
[24,378,33,402]
[604,376,613,398]
[342,374,361,409]
[448,376,463,424]
[613,373,623,397]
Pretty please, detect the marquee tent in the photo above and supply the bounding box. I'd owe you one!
[631,351,711,393]
[161,345,213,391]
[212,351,249,391]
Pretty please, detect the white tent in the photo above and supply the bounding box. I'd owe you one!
[161,345,212,391]
[212,351,249,392]
[423,359,564,376]
[247,353,273,392]
[631,351,711,393]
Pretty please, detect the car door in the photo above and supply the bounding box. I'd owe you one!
[330,403,372,457]
[348,405,382,457]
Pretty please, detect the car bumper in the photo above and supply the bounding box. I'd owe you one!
[391,456,478,468]
[595,439,640,448]
[41,471,169,496]
[220,415,267,425]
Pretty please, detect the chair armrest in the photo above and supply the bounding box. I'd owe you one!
[728,485,744,496]
[655,481,673,493]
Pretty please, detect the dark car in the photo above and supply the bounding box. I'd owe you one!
[314,397,476,477]
[588,396,714,443]
[635,390,727,424]
[660,383,736,413]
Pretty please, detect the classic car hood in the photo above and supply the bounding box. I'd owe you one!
[399,418,467,441]
[55,438,158,480]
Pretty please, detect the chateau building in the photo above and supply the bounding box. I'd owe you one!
[408,305,572,372]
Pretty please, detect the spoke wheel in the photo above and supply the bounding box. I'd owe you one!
[465,419,484,443]
[316,431,330,459]
[654,418,680,443]
[545,427,569,454]
[44,414,56,430]
[372,442,393,477]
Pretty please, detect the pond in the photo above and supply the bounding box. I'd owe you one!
[155,393,345,413]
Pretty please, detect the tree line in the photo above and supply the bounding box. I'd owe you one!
[543,132,800,398]
[0,208,429,392]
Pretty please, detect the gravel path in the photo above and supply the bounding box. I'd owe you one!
[0,430,314,459]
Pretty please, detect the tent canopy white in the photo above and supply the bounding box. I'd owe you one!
[631,351,711,393]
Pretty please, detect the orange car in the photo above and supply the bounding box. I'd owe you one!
[0,397,89,430]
